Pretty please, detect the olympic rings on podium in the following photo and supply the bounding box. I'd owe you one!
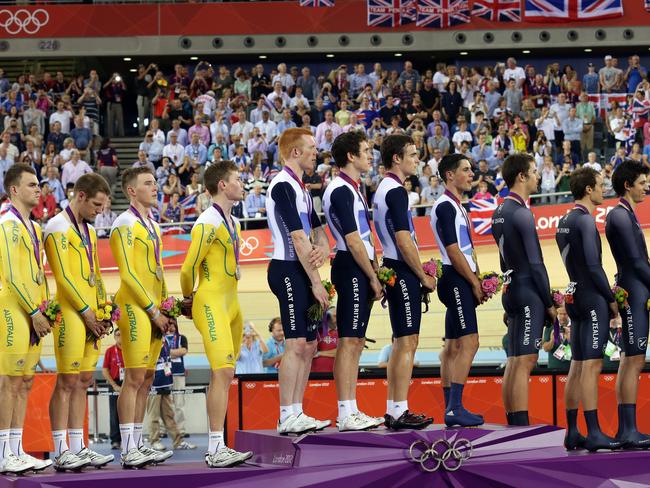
[408,437,473,472]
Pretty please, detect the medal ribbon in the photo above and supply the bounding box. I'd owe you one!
[443,189,474,247]
[213,203,240,267]
[9,206,41,270]
[507,191,526,207]
[283,166,314,227]
[129,205,162,269]
[65,206,94,278]
[573,203,590,214]
[339,171,371,230]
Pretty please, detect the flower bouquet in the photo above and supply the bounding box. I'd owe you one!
[31,299,62,345]
[550,289,565,345]
[307,280,336,321]
[155,296,183,339]
[478,272,503,301]
[87,297,121,349]
[612,285,629,309]
[564,282,576,304]
[377,266,396,309]
[421,258,443,313]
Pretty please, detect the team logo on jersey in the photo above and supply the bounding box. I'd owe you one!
[11,223,19,243]
[226,354,233,363]
[71,361,80,369]
[16,358,24,369]
[535,338,542,350]
[204,305,217,342]
[638,337,648,350]
[4,310,13,347]
[143,354,149,363]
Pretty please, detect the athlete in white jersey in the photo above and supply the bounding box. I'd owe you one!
[324,131,384,431]
[372,134,435,430]
[266,128,332,435]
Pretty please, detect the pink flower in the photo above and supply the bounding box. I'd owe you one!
[161,297,174,311]
[482,277,498,295]
[112,309,121,322]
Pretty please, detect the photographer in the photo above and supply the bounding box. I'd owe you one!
[554,161,572,203]
[135,63,157,136]
[236,322,269,375]
[103,73,126,138]
[542,307,571,372]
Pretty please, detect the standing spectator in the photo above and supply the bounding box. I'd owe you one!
[135,63,156,135]
[161,191,184,224]
[535,106,560,148]
[609,106,628,149]
[165,322,189,440]
[503,79,523,116]
[420,175,444,215]
[583,151,603,172]
[405,179,420,212]
[504,57,526,89]
[562,107,583,156]
[263,318,285,374]
[576,92,596,158]
[23,99,45,136]
[624,55,646,94]
[555,162,572,202]
[230,111,254,145]
[41,165,65,203]
[96,138,119,190]
[70,116,92,158]
[296,66,318,101]
[302,163,323,212]
[399,60,421,89]
[77,87,101,136]
[539,156,557,204]
[236,322,269,375]
[94,196,116,238]
[61,149,92,188]
[0,147,11,194]
[251,64,272,100]
[163,132,185,170]
[599,55,620,93]
[272,63,295,92]
[542,307,571,371]
[441,81,462,123]
[315,110,342,146]
[311,308,338,373]
[188,115,211,147]
[245,182,266,218]
[103,73,126,138]
[582,63,600,94]
[102,329,124,450]
[49,100,73,135]
[31,181,56,224]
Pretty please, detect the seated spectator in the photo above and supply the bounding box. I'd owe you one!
[473,180,493,201]
[163,132,185,170]
[162,173,184,202]
[583,151,602,172]
[472,159,497,195]
[471,133,493,164]
[156,157,176,188]
[232,144,252,171]
[342,113,367,134]
[70,115,92,157]
[95,196,117,238]
[245,182,266,218]
[405,179,419,212]
[167,118,188,146]
[32,181,57,224]
[277,108,297,136]
[554,140,580,168]
[491,124,513,155]
[185,172,203,196]
[247,127,269,162]
[161,191,184,224]
[421,175,444,215]
[290,85,310,110]
[132,149,156,172]
[59,182,75,210]
[609,146,627,169]
[318,129,335,153]
[311,308,338,373]
[230,110,254,145]
[245,165,268,194]
[235,322,268,375]
[59,137,76,163]
[140,131,163,167]
[19,139,42,170]
[61,149,92,188]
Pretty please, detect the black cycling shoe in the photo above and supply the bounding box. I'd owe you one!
[389,410,433,430]
[563,430,587,450]
[584,432,623,452]
[618,431,650,449]
[384,414,393,429]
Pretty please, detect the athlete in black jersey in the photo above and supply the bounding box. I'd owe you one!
[605,160,650,449]
[557,168,621,452]
[491,153,555,427]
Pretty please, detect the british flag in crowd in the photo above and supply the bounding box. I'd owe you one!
[299,0,335,6]
[646,0,650,12]
[469,197,499,236]
[524,0,623,21]
[416,0,470,28]
[471,0,521,21]
[367,0,416,27]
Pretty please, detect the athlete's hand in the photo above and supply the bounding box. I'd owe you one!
[82,309,104,338]
[608,301,620,319]
[369,276,383,301]
[311,281,331,310]
[309,246,328,269]
[472,282,486,304]
[181,296,193,319]
[546,306,557,324]
[421,274,436,293]
[152,313,170,335]
[32,313,51,338]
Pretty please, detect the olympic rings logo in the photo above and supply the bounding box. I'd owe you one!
[239,236,259,256]
[0,9,49,35]
[408,438,473,472]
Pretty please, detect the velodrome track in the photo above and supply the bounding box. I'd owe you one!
[38,228,643,362]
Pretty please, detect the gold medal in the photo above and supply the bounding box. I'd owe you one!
[36,270,44,285]
[235,265,241,281]
[155,265,163,281]
[88,272,96,287]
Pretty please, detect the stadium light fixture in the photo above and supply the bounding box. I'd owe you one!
[459,51,468,55]
[584,48,592,52]
[326,54,335,58]
[129,68,137,73]
[522,50,530,54]
[190,56,199,60]
[259,55,267,59]
[394,53,402,57]
[123,57,131,61]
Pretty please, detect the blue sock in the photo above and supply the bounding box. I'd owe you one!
[584,410,601,436]
[448,383,464,411]
[622,404,637,434]
[566,409,578,433]
[443,387,450,409]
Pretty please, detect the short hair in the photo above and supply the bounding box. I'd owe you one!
[278,127,314,163]
[437,153,467,184]
[204,160,239,196]
[612,159,649,197]
[331,131,367,169]
[569,167,600,200]
[502,152,535,188]
[268,317,281,333]
[121,166,154,196]
[4,163,36,195]
[74,173,111,199]
[380,134,414,169]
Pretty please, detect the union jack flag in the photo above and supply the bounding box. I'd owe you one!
[524,0,623,22]
[471,0,521,21]
[469,197,499,236]
[646,0,650,12]
[180,193,198,222]
[367,0,416,27]
[299,0,335,6]
[416,0,470,28]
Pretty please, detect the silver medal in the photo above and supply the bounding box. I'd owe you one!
[155,265,163,281]
[235,265,241,280]
[88,272,96,287]
[36,270,44,285]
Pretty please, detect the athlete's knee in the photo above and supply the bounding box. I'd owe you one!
[21,375,35,393]
[212,367,235,381]
[444,339,461,358]
[286,337,311,357]
[459,334,479,354]
[78,372,95,390]
[395,334,419,352]
[516,354,537,370]
[56,374,81,392]
[0,375,23,395]
[123,368,146,388]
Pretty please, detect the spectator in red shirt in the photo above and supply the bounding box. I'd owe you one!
[31,181,57,224]
[101,329,124,450]
[311,308,339,373]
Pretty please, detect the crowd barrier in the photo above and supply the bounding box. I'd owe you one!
[21,368,650,453]
[86,197,650,272]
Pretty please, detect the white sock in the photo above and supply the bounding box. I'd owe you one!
[68,429,84,454]
[208,431,224,455]
[392,401,408,418]
[351,399,359,413]
[52,430,68,458]
[337,400,353,419]
[119,423,134,454]
[0,430,11,460]
[386,400,394,416]
[133,424,144,448]
[292,403,303,415]
[279,405,293,423]
[9,429,24,456]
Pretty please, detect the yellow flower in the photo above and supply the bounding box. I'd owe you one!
[96,310,105,321]
[104,306,112,315]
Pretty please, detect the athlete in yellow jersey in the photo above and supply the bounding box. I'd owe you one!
[109,166,172,468]
[180,161,252,468]
[44,173,114,471]
[0,164,52,474]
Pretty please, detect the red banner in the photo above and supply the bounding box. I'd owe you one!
[86,197,650,272]
[0,0,648,38]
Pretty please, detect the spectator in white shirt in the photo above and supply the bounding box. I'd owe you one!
[315,110,343,146]
[166,119,188,146]
[254,110,278,146]
[230,110,255,145]
[210,114,230,146]
[609,106,628,147]
[59,137,76,163]
[583,151,603,172]
[290,86,310,110]
[405,179,420,212]
[451,120,473,151]
[61,149,92,188]
[0,132,19,163]
[94,197,117,238]
[271,63,295,92]
[163,132,185,169]
[503,57,526,89]
[535,106,560,144]
[265,81,291,109]
[49,101,73,135]
[249,98,270,125]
